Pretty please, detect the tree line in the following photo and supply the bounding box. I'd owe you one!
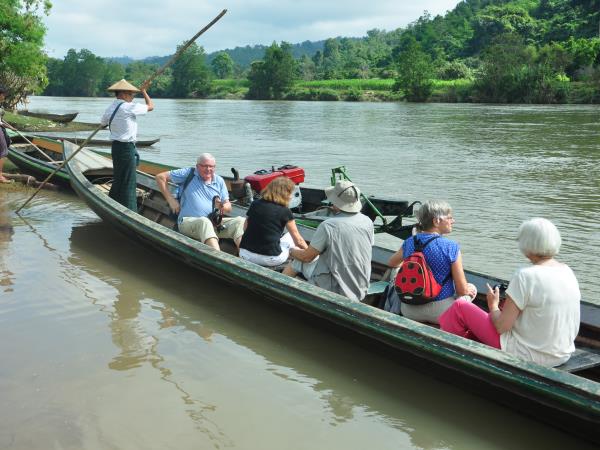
[2,0,600,105]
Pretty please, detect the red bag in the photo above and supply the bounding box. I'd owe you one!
[395,235,443,305]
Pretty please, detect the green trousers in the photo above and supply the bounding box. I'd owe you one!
[109,141,139,211]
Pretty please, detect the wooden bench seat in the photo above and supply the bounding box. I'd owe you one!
[556,347,600,373]
[362,280,389,306]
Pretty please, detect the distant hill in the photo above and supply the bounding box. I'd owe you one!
[206,40,326,67]
[107,55,170,66]
[107,40,326,69]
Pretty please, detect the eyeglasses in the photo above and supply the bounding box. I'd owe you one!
[198,164,216,169]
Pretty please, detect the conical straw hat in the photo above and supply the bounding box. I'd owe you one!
[107,79,140,92]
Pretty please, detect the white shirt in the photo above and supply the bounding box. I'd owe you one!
[502,264,580,367]
[101,100,148,142]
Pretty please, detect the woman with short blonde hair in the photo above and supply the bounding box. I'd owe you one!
[239,176,307,267]
[262,176,295,206]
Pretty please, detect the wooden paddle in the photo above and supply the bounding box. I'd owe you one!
[15,9,228,214]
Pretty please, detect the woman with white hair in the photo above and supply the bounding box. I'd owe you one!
[439,218,581,367]
[387,200,476,324]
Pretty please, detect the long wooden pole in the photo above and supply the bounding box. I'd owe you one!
[2,121,55,163]
[15,9,228,214]
[141,9,227,89]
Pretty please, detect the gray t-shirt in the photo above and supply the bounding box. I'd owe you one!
[308,212,374,301]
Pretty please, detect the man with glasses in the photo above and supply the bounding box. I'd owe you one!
[283,179,374,301]
[101,79,154,211]
[155,153,244,251]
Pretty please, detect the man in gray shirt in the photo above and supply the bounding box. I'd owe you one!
[283,180,374,301]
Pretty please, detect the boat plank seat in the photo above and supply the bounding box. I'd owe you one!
[97,183,148,200]
[368,280,388,295]
[73,148,114,172]
[139,195,172,216]
[362,280,389,306]
[556,347,600,373]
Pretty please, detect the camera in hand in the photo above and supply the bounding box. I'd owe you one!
[208,195,224,231]
[492,283,508,299]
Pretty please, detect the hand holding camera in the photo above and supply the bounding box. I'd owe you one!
[208,195,224,231]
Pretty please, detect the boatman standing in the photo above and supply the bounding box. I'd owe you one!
[101,79,154,211]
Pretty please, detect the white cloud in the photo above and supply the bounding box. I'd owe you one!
[43,0,461,59]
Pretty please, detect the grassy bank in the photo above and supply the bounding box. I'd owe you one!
[209,78,600,103]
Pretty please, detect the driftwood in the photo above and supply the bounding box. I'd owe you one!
[3,173,59,190]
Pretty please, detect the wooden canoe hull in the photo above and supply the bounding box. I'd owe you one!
[29,135,160,147]
[7,138,174,186]
[17,111,78,123]
[62,140,600,443]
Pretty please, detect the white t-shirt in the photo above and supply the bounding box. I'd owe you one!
[101,100,148,142]
[502,264,580,367]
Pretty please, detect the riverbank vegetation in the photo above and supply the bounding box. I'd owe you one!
[2,0,600,104]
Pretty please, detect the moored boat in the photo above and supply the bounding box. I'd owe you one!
[17,110,79,123]
[61,140,600,443]
[8,136,417,239]
[10,134,160,147]
[6,136,171,186]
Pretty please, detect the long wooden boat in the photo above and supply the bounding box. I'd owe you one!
[8,136,417,239]
[17,110,78,123]
[12,134,160,147]
[6,137,171,186]
[61,140,600,443]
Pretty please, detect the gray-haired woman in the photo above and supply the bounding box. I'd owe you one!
[387,200,476,324]
[439,218,580,367]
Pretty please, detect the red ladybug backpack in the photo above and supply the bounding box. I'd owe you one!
[394,235,443,304]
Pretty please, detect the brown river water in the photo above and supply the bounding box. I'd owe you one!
[0,97,598,449]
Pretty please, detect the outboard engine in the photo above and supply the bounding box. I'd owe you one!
[244,164,305,210]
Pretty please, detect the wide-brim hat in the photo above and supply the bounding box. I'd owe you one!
[107,79,140,93]
[324,180,362,213]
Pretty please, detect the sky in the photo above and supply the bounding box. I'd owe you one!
[42,1,462,59]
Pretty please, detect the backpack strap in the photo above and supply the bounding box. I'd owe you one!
[108,101,125,131]
[412,234,451,285]
[177,167,196,202]
[413,234,441,251]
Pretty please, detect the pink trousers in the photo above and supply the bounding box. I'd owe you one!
[439,299,501,348]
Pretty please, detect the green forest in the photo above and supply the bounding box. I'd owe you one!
[2,0,600,105]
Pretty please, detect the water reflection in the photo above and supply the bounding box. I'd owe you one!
[68,222,229,447]
[0,192,15,292]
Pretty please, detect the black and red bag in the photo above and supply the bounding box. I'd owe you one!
[395,235,443,304]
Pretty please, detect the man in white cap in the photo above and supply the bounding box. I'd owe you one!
[100,79,154,211]
[283,179,374,301]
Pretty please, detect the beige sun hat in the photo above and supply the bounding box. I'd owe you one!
[107,79,140,92]
[324,180,362,213]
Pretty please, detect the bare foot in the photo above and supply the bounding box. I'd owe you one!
[0,176,12,184]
